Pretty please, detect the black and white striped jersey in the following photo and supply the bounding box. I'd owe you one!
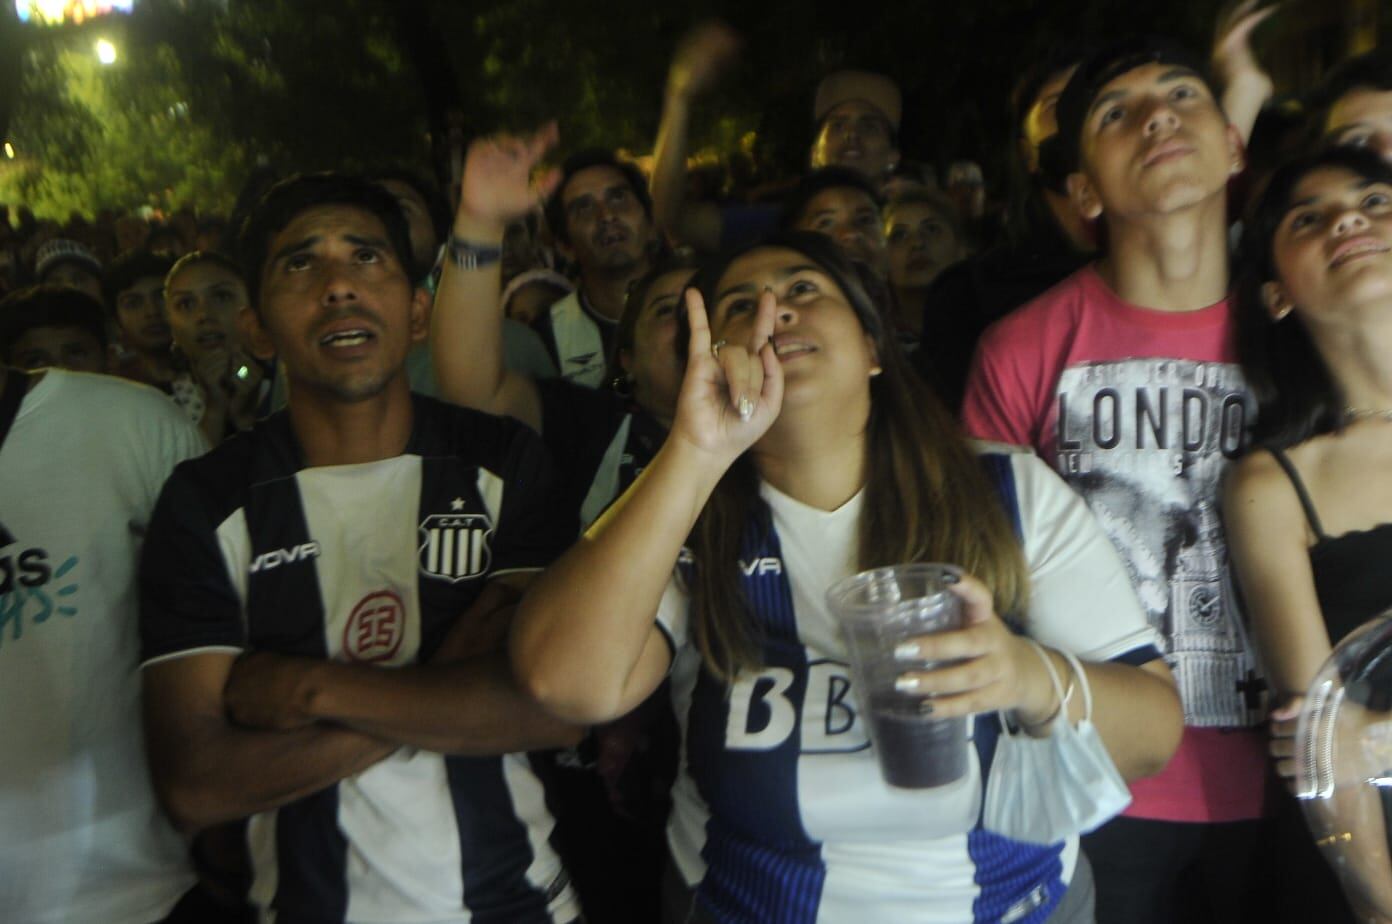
[139,394,579,924]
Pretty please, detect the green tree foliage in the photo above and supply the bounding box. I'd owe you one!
[167,0,429,174]
[0,15,249,218]
[1,0,431,220]
[0,0,1374,220]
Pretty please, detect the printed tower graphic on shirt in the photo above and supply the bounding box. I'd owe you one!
[1053,358,1260,728]
[1170,500,1261,723]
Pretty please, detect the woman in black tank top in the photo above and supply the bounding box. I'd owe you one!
[1227,147,1392,922]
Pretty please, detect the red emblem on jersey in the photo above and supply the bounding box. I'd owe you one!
[343,590,405,663]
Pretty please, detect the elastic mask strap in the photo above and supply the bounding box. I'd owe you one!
[1023,638,1068,728]
[1057,648,1093,723]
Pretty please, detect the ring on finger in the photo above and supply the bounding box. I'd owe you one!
[711,339,727,360]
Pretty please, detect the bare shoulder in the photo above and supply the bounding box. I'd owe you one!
[1226,435,1336,501]
[1224,448,1307,536]
[1227,446,1284,492]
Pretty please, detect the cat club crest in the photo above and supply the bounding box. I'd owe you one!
[419,504,494,583]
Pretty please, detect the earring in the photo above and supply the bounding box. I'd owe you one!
[610,373,634,397]
[869,366,883,378]
[1274,306,1293,322]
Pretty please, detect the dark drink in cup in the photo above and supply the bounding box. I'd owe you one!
[828,564,969,789]
[867,694,969,788]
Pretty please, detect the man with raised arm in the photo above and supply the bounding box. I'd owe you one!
[432,122,686,924]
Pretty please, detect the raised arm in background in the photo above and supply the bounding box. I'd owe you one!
[650,22,742,253]
[1212,0,1278,146]
[431,125,560,430]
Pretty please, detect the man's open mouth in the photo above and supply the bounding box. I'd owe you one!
[319,328,375,347]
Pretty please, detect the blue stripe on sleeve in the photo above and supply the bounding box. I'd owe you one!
[1110,645,1164,667]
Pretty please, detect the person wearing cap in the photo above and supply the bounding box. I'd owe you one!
[809,69,902,181]
[649,22,905,254]
[502,268,574,328]
[961,37,1274,924]
[34,238,104,305]
[915,5,1274,414]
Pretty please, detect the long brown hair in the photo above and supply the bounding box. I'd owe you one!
[680,232,1029,680]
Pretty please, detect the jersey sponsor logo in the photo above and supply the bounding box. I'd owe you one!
[248,542,321,573]
[725,660,868,753]
[343,589,405,662]
[0,523,80,650]
[1,546,51,593]
[738,557,783,576]
[419,513,493,582]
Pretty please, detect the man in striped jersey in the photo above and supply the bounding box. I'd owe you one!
[137,171,584,924]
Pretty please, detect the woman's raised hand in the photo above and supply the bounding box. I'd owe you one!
[671,286,783,465]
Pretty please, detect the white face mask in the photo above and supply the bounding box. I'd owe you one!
[982,644,1133,845]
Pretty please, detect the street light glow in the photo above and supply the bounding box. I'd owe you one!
[95,38,117,65]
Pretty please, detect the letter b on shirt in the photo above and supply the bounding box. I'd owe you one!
[725,662,866,752]
[726,668,797,750]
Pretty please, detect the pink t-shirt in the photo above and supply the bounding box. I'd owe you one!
[962,266,1271,823]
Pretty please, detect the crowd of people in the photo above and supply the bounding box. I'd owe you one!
[6,8,1392,923]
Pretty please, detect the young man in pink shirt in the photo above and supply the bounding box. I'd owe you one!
[962,37,1272,923]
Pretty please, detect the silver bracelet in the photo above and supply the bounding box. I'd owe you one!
[1020,639,1076,731]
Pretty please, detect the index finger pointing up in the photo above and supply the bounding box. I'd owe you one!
[685,287,712,358]
[751,287,777,351]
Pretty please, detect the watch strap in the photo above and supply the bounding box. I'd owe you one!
[447,235,503,271]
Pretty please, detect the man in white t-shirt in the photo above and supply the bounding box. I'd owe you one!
[0,363,207,923]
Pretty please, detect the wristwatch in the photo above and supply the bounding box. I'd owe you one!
[447,235,503,271]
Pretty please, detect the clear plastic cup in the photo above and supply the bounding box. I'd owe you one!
[826,563,968,789]
[1297,613,1392,917]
